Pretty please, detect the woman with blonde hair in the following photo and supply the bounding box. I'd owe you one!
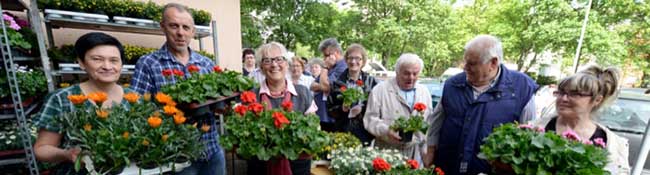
[533,65,629,174]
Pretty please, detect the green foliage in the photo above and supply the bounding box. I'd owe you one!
[160,69,257,104]
[389,116,428,133]
[220,105,330,160]
[478,123,610,175]
[0,69,48,98]
[38,0,211,25]
[5,29,31,50]
[47,44,76,63]
[336,86,366,107]
[123,45,156,64]
[315,132,361,160]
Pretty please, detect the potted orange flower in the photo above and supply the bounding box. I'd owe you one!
[389,102,429,143]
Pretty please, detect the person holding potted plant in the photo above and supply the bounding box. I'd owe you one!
[327,44,379,146]
[363,53,433,162]
[33,32,134,174]
[129,3,225,175]
[532,65,629,174]
[246,41,318,175]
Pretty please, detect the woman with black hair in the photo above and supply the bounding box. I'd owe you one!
[33,32,135,174]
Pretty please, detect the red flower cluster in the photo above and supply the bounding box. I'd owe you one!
[356,79,364,86]
[234,104,248,116]
[162,69,173,77]
[173,69,184,76]
[248,103,264,115]
[162,69,185,77]
[340,86,347,92]
[413,102,426,112]
[213,65,223,73]
[188,64,200,73]
[272,112,290,129]
[372,157,391,172]
[435,167,445,175]
[281,101,293,111]
[406,159,419,169]
[240,91,257,104]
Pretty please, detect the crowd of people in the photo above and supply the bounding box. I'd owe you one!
[29,2,630,175]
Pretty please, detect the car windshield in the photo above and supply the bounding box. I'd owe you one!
[595,97,650,134]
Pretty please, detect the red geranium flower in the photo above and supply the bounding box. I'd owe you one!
[406,159,419,169]
[356,79,364,86]
[172,69,184,77]
[188,65,200,73]
[234,104,248,116]
[340,86,347,92]
[240,91,257,104]
[162,69,173,77]
[272,112,290,129]
[413,102,426,112]
[435,167,445,175]
[248,102,264,115]
[281,101,293,111]
[372,157,391,172]
[213,66,223,73]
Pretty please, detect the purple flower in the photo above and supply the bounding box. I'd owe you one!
[594,138,607,148]
[561,129,581,141]
[535,126,545,133]
[15,18,29,28]
[518,123,533,130]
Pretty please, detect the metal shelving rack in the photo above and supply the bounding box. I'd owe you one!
[0,0,45,174]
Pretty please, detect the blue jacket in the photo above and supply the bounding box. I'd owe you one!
[435,65,538,175]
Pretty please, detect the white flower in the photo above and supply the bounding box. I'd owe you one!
[9,135,16,140]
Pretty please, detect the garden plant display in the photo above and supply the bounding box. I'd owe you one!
[389,102,428,142]
[336,79,367,108]
[315,132,361,160]
[478,123,610,175]
[0,68,48,101]
[219,91,330,161]
[160,65,256,104]
[2,12,35,52]
[55,92,202,173]
[329,146,444,175]
[37,0,212,25]
[48,44,214,64]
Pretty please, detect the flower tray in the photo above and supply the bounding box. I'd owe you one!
[44,9,109,22]
[0,149,24,157]
[113,16,157,27]
[81,156,191,175]
[0,96,35,114]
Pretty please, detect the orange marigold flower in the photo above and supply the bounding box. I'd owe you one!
[142,139,150,146]
[123,92,140,103]
[162,134,169,142]
[173,114,186,125]
[83,123,92,131]
[143,93,151,101]
[148,116,163,128]
[413,102,426,112]
[122,131,130,139]
[240,91,257,104]
[87,92,108,104]
[201,124,211,132]
[67,94,87,105]
[163,105,179,115]
[96,109,109,119]
[155,92,174,105]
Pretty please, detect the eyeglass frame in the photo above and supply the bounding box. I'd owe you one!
[261,56,287,65]
[552,90,593,99]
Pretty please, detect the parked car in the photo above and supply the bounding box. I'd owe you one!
[539,89,650,170]
[419,79,443,107]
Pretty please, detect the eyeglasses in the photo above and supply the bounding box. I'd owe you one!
[346,56,363,62]
[261,56,286,65]
[553,91,592,99]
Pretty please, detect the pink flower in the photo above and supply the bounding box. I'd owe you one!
[561,129,581,142]
[582,140,593,145]
[594,138,607,148]
[2,14,20,30]
[535,126,545,133]
[518,123,533,130]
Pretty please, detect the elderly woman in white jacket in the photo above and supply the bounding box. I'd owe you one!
[532,65,629,174]
[364,53,433,163]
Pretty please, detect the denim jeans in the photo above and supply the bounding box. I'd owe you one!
[178,148,226,175]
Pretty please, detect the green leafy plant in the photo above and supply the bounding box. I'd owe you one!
[315,132,361,160]
[47,44,76,63]
[55,92,203,173]
[478,123,610,175]
[389,102,428,133]
[219,92,330,160]
[336,80,367,107]
[329,146,444,175]
[0,69,48,99]
[160,65,257,104]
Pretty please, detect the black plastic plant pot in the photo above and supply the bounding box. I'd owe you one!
[399,131,413,143]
